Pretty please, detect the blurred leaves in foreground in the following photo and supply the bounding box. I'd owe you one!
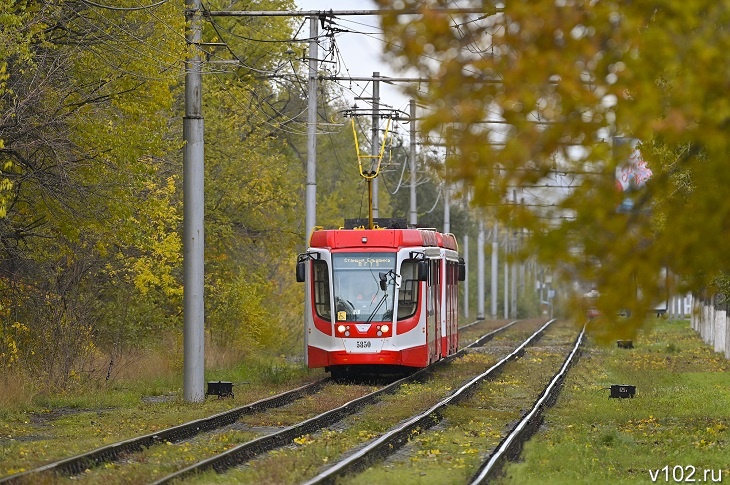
[376,0,730,340]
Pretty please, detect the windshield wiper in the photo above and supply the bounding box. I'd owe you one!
[364,270,395,324]
[364,292,389,324]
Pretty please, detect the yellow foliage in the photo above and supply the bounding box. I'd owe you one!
[376,0,730,338]
[0,321,29,368]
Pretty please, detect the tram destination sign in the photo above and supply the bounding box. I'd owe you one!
[339,256,394,269]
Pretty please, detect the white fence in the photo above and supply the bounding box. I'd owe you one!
[667,294,694,318]
[691,296,730,359]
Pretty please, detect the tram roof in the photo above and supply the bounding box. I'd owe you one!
[309,228,458,251]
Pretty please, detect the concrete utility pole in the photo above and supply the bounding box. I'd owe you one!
[491,165,499,319]
[442,143,452,234]
[511,233,517,318]
[491,220,499,319]
[302,14,319,367]
[520,197,526,299]
[462,185,470,318]
[463,233,469,317]
[305,15,319,242]
[371,73,380,218]
[409,100,417,226]
[183,0,205,403]
[503,232,509,319]
[511,190,518,318]
[444,182,451,233]
[477,220,485,320]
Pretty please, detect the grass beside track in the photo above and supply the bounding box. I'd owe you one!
[0,359,328,478]
[2,318,727,484]
[0,320,508,480]
[498,318,730,485]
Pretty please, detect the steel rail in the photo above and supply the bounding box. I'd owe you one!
[0,318,514,484]
[301,319,557,485]
[150,319,524,483]
[0,379,329,484]
[469,325,586,484]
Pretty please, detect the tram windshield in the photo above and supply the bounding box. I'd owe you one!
[331,253,396,322]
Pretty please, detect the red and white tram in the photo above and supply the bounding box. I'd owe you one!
[296,219,465,378]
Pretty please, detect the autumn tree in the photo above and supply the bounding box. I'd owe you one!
[0,0,186,385]
[375,0,730,341]
[193,0,308,356]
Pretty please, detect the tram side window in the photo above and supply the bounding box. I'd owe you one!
[313,260,331,319]
[431,259,440,318]
[398,260,418,320]
[427,260,437,316]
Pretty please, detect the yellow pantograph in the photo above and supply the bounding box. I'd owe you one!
[350,117,392,229]
[351,117,392,180]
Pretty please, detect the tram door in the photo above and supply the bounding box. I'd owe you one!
[429,258,441,362]
[441,259,451,357]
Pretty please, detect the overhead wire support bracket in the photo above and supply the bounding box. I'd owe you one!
[341,107,406,120]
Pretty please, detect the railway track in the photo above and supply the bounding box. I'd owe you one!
[0,318,519,484]
[0,379,331,484]
[302,321,585,485]
[470,325,584,484]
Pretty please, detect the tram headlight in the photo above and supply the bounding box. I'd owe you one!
[380,325,389,333]
[337,324,346,334]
